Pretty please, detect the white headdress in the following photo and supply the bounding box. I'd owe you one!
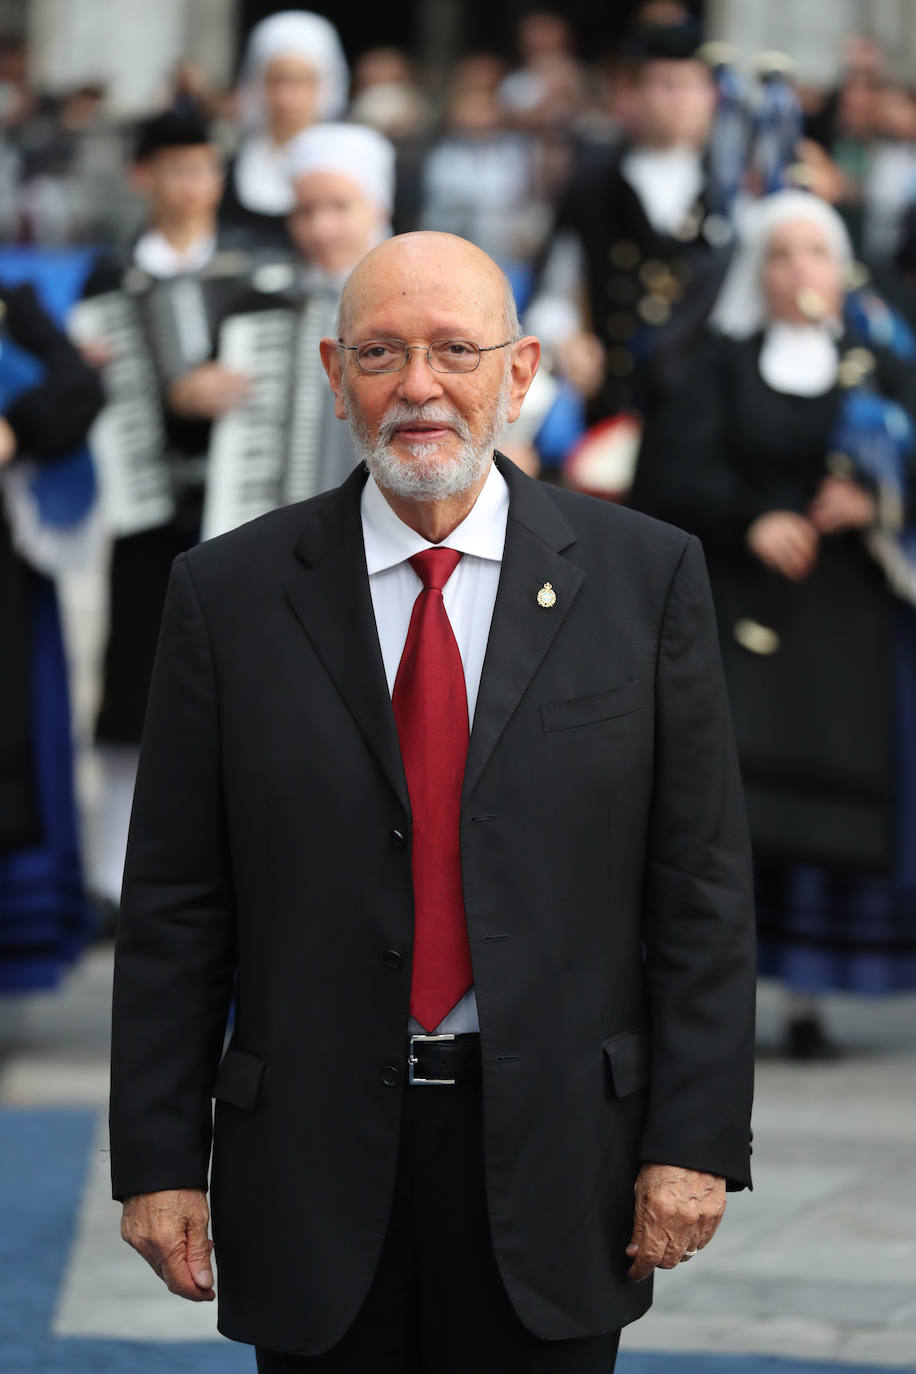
[238,11,349,131]
[709,191,853,340]
[286,122,396,215]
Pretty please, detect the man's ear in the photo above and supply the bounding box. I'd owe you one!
[319,337,348,420]
[505,336,542,424]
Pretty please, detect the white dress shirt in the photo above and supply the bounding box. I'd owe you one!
[620,145,704,237]
[360,462,509,1035]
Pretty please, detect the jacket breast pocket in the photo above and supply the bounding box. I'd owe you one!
[603,1029,650,1098]
[212,1047,266,1111]
[541,680,642,732]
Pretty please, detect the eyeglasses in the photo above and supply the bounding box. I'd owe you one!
[338,337,518,374]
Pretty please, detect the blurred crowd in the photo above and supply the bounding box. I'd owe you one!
[2,3,916,1060]
[7,19,916,275]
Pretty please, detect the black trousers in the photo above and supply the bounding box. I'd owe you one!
[96,523,197,745]
[255,1078,620,1374]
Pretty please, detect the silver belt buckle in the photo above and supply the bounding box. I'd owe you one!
[408,1032,456,1085]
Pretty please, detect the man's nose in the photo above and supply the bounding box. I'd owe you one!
[395,348,445,404]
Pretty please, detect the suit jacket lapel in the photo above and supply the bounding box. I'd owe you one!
[463,456,584,801]
[285,466,409,812]
[285,458,584,811]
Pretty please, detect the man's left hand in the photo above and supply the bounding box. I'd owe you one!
[626,1163,726,1281]
[120,1188,215,1301]
[808,475,877,534]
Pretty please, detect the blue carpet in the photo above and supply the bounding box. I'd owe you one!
[0,1107,96,1371]
[27,1348,916,1374]
[1,1107,911,1373]
[35,1340,254,1372]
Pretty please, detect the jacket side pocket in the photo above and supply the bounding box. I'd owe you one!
[212,1047,266,1111]
[602,1029,650,1097]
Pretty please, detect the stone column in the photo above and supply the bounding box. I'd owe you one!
[705,0,916,86]
[27,0,237,116]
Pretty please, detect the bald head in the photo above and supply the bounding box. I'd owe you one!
[336,231,519,341]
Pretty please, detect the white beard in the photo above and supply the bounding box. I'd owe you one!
[344,373,512,502]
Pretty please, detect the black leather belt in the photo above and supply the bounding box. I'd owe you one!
[407,1032,481,1085]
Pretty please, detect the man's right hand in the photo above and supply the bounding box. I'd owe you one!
[168,362,251,419]
[121,1188,215,1301]
[746,510,819,581]
[77,336,113,370]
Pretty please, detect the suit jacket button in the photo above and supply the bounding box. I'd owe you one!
[390,828,407,849]
[383,949,404,970]
[381,1065,401,1087]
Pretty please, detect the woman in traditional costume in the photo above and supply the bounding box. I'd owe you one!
[633,190,916,1055]
[0,281,103,989]
[220,11,349,254]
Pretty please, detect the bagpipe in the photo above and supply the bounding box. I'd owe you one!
[702,45,805,217]
[828,291,916,605]
[702,45,915,598]
[563,46,807,501]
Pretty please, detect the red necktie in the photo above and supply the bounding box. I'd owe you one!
[392,548,472,1031]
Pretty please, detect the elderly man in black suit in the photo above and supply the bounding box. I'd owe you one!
[110,230,756,1373]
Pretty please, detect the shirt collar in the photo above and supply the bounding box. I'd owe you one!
[134,229,217,278]
[361,460,509,576]
[297,263,348,296]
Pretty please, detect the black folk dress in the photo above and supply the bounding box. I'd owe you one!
[0,282,104,989]
[632,329,916,993]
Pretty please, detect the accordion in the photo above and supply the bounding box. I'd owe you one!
[202,285,340,540]
[71,256,345,540]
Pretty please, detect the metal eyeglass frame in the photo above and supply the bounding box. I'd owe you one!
[337,337,519,374]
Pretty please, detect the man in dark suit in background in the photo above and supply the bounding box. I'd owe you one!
[527,21,731,427]
[110,231,756,1373]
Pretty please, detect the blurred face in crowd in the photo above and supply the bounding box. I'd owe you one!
[634,58,716,149]
[134,144,223,221]
[636,0,692,24]
[518,13,572,63]
[762,219,843,326]
[352,47,413,96]
[452,53,506,95]
[263,55,321,141]
[842,34,884,79]
[320,233,539,501]
[288,171,384,275]
[60,85,104,129]
[447,87,504,137]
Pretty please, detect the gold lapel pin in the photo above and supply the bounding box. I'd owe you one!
[536,582,557,608]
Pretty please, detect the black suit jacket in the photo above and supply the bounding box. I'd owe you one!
[110,455,756,1354]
